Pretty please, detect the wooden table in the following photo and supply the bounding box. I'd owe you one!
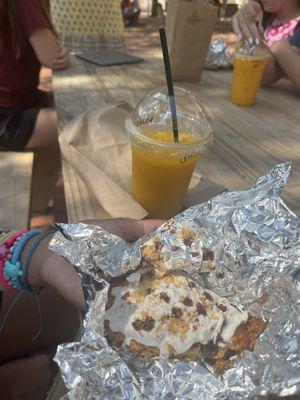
[53,50,300,221]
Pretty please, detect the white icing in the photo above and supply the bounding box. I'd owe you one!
[141,230,214,277]
[105,273,248,358]
[126,272,141,284]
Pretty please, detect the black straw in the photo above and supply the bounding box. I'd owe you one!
[159,28,179,143]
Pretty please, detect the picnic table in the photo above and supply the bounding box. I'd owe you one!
[53,49,300,222]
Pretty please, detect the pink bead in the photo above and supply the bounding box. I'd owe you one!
[0,259,15,291]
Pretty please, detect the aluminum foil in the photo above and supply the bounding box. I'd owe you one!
[205,39,232,70]
[51,162,300,400]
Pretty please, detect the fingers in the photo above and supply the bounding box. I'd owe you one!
[83,218,164,242]
[53,47,69,70]
[241,8,262,43]
[232,15,242,40]
[124,219,165,242]
[232,2,263,43]
[140,219,166,235]
[257,17,264,35]
[53,59,69,69]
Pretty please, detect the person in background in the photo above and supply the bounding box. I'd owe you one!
[232,0,300,89]
[121,0,141,25]
[0,218,163,399]
[0,0,69,212]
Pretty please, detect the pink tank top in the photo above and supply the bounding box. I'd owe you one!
[264,16,300,46]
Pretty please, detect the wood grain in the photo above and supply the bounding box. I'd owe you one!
[61,155,105,222]
[0,152,33,230]
[53,51,300,221]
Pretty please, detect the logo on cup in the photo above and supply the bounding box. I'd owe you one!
[134,115,154,127]
[180,151,201,164]
[187,11,201,25]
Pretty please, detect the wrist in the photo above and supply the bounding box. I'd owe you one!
[21,233,55,289]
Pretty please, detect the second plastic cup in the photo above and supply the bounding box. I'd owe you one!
[125,87,211,219]
[231,42,271,107]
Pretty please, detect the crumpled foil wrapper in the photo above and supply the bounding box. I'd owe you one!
[51,162,300,400]
[205,39,232,70]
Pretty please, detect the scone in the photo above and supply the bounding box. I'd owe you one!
[140,230,215,277]
[104,270,266,373]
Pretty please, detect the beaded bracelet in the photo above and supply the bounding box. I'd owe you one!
[0,231,27,291]
[2,230,41,292]
[20,230,55,293]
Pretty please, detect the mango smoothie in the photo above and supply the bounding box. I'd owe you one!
[131,131,201,219]
[231,52,269,107]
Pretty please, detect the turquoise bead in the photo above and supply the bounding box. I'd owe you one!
[4,260,23,279]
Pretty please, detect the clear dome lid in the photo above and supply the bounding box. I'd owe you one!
[235,39,271,59]
[125,86,212,150]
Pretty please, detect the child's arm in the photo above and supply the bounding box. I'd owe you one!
[26,233,86,311]
[261,55,285,86]
[29,29,69,71]
[27,219,164,310]
[268,40,300,90]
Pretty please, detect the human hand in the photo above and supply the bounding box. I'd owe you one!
[53,45,69,70]
[27,219,164,311]
[84,218,165,242]
[232,1,264,44]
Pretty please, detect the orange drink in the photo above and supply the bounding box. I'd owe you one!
[231,39,271,107]
[131,131,200,219]
[126,87,212,219]
[231,53,269,106]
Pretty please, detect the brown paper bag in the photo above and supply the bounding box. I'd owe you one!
[166,0,218,81]
[59,102,225,221]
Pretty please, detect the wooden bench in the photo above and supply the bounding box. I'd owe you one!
[0,152,34,230]
[0,144,62,230]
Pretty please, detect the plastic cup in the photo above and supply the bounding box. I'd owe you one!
[231,52,269,106]
[125,87,211,219]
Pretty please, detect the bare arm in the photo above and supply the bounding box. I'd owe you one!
[25,234,85,311]
[261,55,284,86]
[29,28,69,70]
[26,219,164,311]
[265,40,300,89]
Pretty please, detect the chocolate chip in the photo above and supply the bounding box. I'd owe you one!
[142,267,155,276]
[160,292,170,303]
[188,281,197,289]
[147,288,153,295]
[203,292,213,302]
[154,240,163,251]
[132,317,156,332]
[140,259,154,269]
[183,237,193,247]
[217,272,224,278]
[196,302,207,316]
[224,349,237,360]
[191,252,200,258]
[182,297,193,307]
[202,340,218,357]
[171,245,181,252]
[217,304,227,312]
[132,319,143,331]
[121,291,130,300]
[172,307,183,318]
[258,292,269,305]
[203,249,214,261]
[143,316,155,332]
